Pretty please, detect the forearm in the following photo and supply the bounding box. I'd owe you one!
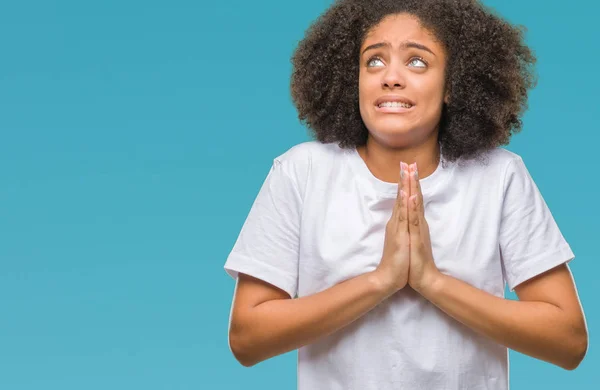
[419,273,587,370]
[231,271,393,367]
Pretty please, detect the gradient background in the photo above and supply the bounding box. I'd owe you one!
[0,0,597,389]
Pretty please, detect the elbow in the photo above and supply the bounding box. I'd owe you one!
[228,327,259,368]
[561,329,589,371]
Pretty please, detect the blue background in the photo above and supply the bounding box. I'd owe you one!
[0,0,597,388]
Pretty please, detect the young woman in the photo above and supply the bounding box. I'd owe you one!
[224,0,588,388]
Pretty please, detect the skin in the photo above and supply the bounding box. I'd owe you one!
[365,13,588,370]
[228,11,587,371]
[357,13,448,183]
[386,159,588,370]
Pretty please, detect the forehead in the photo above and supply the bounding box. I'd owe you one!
[361,13,441,49]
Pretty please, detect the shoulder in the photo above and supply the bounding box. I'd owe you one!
[274,141,345,176]
[274,140,344,165]
[271,141,345,197]
[465,148,537,203]
[453,147,524,177]
[483,148,531,186]
[476,147,523,168]
[444,147,528,201]
[489,147,525,168]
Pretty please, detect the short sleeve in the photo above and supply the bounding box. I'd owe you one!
[223,158,302,299]
[499,156,575,292]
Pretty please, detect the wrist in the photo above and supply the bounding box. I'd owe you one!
[415,269,444,298]
[369,269,400,297]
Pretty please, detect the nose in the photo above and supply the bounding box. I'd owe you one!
[382,65,406,89]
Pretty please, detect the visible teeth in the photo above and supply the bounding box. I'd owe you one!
[379,101,412,108]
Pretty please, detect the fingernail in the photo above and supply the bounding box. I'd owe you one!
[410,163,418,178]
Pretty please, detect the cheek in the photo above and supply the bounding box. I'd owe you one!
[358,74,369,102]
[358,75,373,118]
[419,77,446,108]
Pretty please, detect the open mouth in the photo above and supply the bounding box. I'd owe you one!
[375,101,415,112]
[377,101,413,109]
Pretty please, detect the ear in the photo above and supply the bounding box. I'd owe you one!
[443,91,450,105]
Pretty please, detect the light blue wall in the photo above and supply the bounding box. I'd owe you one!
[0,0,597,388]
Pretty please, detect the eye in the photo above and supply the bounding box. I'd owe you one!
[408,57,427,68]
[366,56,385,68]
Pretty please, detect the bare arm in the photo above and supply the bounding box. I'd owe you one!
[417,264,588,370]
[228,270,393,367]
[229,161,412,367]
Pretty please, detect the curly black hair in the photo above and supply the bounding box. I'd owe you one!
[290,0,537,163]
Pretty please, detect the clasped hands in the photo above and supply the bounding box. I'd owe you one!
[375,161,442,295]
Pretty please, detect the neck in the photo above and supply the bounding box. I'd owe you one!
[357,134,441,184]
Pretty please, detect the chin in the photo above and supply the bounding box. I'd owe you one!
[369,121,414,136]
[366,126,415,147]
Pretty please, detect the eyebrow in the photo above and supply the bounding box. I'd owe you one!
[361,41,436,57]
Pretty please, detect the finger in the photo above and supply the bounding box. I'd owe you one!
[389,162,401,233]
[409,163,425,216]
[408,164,421,240]
[397,162,409,233]
[408,194,422,250]
[396,161,404,200]
[390,162,401,223]
[394,196,405,233]
[396,161,409,203]
[401,161,410,195]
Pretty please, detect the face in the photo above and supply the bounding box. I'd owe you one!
[358,13,448,148]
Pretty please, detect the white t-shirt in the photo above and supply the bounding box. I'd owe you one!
[224,141,574,390]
